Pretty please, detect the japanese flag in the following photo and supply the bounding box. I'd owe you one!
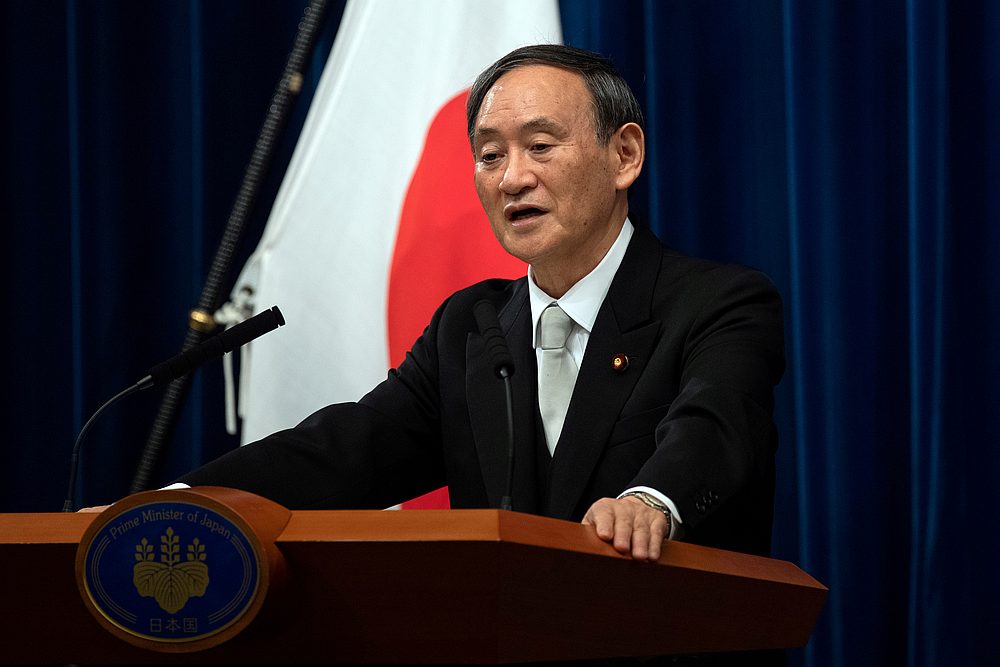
[231,0,562,507]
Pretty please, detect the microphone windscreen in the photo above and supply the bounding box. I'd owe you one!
[218,306,285,353]
[146,306,285,387]
[473,300,515,378]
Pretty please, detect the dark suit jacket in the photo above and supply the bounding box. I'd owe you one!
[181,226,785,556]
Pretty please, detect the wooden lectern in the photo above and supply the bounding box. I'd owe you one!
[0,489,826,664]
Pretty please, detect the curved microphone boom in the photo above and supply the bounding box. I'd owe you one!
[62,306,286,511]
[473,300,516,511]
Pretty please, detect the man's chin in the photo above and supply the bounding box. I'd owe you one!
[494,223,555,259]
[495,236,548,267]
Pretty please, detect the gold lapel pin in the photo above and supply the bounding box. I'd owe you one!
[612,353,629,373]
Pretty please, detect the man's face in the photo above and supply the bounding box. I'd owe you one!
[472,65,629,286]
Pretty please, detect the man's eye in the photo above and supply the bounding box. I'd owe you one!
[481,152,500,164]
[531,143,551,152]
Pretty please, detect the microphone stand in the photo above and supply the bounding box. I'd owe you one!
[473,300,517,511]
[500,369,515,511]
[63,383,144,511]
[66,307,284,510]
[127,0,330,495]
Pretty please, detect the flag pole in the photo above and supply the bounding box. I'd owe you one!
[128,0,331,494]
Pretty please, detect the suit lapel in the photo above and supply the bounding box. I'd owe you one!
[545,228,663,519]
[466,283,538,512]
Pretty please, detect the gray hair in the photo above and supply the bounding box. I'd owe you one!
[466,44,644,148]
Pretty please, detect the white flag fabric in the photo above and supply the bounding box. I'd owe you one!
[231,0,562,505]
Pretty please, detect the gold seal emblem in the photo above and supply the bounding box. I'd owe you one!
[133,527,210,614]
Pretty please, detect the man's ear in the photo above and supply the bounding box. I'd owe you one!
[612,122,645,191]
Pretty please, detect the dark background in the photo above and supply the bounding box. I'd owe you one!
[2,1,997,665]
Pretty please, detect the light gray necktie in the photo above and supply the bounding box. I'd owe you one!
[538,303,579,455]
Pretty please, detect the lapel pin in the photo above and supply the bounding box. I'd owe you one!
[612,353,630,373]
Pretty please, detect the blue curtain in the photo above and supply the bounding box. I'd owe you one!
[1,0,344,511]
[2,1,996,665]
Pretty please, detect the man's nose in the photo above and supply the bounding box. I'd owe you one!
[498,152,537,194]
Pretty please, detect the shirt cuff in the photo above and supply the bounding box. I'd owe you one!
[619,485,683,540]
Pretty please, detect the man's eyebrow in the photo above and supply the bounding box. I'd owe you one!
[520,117,568,135]
[473,126,502,145]
[473,117,569,145]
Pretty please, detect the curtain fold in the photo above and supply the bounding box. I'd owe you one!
[905,2,948,664]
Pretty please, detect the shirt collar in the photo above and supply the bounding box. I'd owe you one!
[528,219,634,348]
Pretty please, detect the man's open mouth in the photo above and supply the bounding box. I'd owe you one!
[506,206,546,222]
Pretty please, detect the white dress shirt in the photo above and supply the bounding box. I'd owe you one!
[527,218,682,537]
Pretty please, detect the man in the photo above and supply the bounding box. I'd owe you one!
[177,44,784,563]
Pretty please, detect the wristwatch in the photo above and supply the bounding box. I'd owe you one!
[621,490,673,537]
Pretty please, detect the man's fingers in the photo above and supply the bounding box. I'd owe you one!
[629,513,670,561]
[629,520,651,560]
[613,510,633,554]
[583,497,670,562]
[77,504,111,513]
[582,499,616,540]
[645,518,667,560]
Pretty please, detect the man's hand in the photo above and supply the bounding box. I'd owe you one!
[77,505,111,513]
[582,495,669,562]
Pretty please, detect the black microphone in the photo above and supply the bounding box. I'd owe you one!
[141,305,285,389]
[473,300,516,511]
[62,306,286,511]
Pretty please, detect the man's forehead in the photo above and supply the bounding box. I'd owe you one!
[488,63,586,98]
[474,65,591,133]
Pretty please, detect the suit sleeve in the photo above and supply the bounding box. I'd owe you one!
[628,266,785,552]
[178,301,454,510]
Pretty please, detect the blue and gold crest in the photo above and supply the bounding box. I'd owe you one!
[133,526,209,614]
[80,500,260,645]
